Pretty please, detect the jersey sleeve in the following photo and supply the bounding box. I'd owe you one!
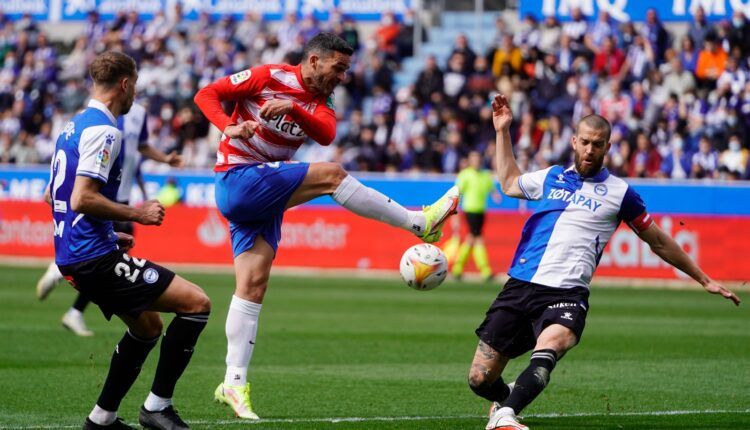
[288,101,336,146]
[517,166,554,200]
[618,185,653,233]
[77,125,122,183]
[193,65,270,132]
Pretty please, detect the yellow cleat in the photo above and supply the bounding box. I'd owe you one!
[420,186,460,243]
[214,382,259,420]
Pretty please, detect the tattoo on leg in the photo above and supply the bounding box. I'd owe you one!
[471,362,491,378]
[479,341,497,360]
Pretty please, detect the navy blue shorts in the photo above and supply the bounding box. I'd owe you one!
[214,161,309,257]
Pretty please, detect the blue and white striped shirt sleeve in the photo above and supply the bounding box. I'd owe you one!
[517,166,554,201]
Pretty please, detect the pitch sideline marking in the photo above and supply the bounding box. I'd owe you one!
[1,409,749,429]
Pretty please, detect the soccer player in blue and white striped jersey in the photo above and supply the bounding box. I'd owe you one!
[470,95,741,430]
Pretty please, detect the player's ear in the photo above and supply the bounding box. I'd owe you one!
[308,53,320,69]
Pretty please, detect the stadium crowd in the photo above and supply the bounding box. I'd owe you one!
[0,7,749,180]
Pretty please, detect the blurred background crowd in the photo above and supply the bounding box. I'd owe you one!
[1,5,749,180]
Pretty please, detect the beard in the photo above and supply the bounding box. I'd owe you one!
[574,151,605,177]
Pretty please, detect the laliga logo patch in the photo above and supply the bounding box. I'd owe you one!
[143,268,159,284]
[594,184,608,196]
[230,70,251,85]
[97,148,110,166]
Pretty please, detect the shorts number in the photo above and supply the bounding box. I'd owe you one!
[114,253,146,283]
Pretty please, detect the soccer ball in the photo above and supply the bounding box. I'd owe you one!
[399,244,448,291]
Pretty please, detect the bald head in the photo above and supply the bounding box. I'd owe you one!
[577,114,611,141]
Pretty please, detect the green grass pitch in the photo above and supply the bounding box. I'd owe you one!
[0,264,748,429]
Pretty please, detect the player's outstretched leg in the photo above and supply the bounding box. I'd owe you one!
[36,261,63,300]
[62,293,94,336]
[215,237,273,420]
[140,276,212,430]
[84,313,162,429]
[286,163,459,243]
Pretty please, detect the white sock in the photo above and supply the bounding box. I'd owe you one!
[224,295,262,386]
[143,391,172,412]
[88,404,116,426]
[47,261,63,282]
[332,175,425,235]
[66,307,83,318]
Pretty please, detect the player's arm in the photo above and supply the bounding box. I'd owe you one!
[259,99,337,145]
[636,223,740,305]
[491,94,524,198]
[194,67,267,139]
[139,145,184,167]
[71,176,162,225]
[72,125,164,226]
[43,184,52,206]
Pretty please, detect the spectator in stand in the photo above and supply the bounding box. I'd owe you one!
[717,56,748,97]
[679,35,699,74]
[691,135,719,178]
[415,55,444,106]
[663,56,697,96]
[696,32,728,84]
[562,7,588,51]
[659,134,692,179]
[538,16,561,54]
[600,79,632,123]
[450,34,477,75]
[689,7,711,49]
[630,132,662,178]
[491,34,522,76]
[593,36,626,77]
[586,10,618,51]
[645,8,670,64]
[728,11,750,58]
[720,134,748,177]
[373,11,401,59]
[621,33,655,83]
[444,53,468,102]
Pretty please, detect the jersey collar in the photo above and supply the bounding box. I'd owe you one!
[87,99,117,126]
[565,165,610,182]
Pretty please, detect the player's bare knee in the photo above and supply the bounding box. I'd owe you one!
[319,162,348,190]
[185,289,211,314]
[134,314,163,338]
[468,363,491,389]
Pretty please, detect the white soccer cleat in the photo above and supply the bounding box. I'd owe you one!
[214,382,259,420]
[62,310,94,337]
[36,263,63,300]
[487,405,528,430]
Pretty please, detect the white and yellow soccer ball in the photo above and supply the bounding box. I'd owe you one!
[399,244,448,291]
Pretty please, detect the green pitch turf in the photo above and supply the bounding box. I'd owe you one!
[0,264,748,429]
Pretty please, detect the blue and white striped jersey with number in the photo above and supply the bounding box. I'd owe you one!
[50,99,123,265]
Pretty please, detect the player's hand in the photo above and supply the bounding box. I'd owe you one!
[165,151,184,168]
[224,121,259,140]
[116,232,135,251]
[703,279,741,306]
[259,99,294,120]
[137,199,165,226]
[491,94,513,132]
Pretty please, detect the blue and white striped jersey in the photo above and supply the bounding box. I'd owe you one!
[50,100,123,265]
[509,165,652,289]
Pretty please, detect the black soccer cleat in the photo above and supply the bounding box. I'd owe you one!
[139,405,190,430]
[82,417,137,429]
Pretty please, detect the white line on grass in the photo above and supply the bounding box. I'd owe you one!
[2,409,748,429]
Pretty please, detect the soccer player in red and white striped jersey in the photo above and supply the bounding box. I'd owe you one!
[194,33,460,420]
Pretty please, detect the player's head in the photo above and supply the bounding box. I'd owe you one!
[468,150,482,169]
[301,32,353,96]
[572,114,611,177]
[89,51,138,115]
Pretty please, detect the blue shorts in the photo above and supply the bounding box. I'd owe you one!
[215,161,309,257]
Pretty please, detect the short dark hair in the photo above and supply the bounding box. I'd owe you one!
[303,32,354,60]
[89,51,137,88]
[577,114,612,141]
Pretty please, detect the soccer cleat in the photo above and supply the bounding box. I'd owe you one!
[486,415,529,430]
[82,417,136,429]
[36,263,63,300]
[419,186,460,243]
[139,405,190,430]
[214,382,259,419]
[62,310,94,337]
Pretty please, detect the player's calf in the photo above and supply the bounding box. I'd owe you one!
[503,349,557,415]
[468,371,512,403]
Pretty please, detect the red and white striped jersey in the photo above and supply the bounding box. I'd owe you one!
[194,63,337,172]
